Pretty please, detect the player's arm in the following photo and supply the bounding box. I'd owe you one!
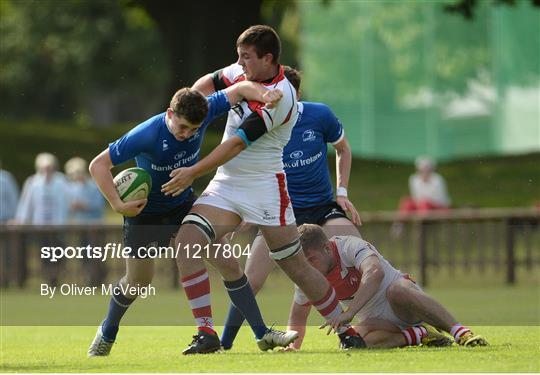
[192,74,216,96]
[321,255,384,332]
[344,255,384,318]
[192,65,234,96]
[333,137,361,225]
[224,81,282,107]
[286,301,312,350]
[162,135,247,196]
[162,110,273,197]
[89,150,146,217]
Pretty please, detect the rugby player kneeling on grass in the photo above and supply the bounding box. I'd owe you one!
[284,224,488,350]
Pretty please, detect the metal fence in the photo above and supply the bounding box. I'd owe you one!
[1,208,538,288]
[358,207,540,286]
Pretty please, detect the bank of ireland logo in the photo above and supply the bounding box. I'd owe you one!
[162,139,169,151]
[174,151,187,160]
[302,129,316,142]
[290,150,303,159]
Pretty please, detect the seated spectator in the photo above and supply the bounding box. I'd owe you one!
[399,156,451,214]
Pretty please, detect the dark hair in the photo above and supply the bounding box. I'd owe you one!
[170,88,208,124]
[237,25,281,64]
[298,224,328,253]
[283,65,302,92]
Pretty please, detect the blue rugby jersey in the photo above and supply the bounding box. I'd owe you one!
[283,102,344,209]
[108,90,230,214]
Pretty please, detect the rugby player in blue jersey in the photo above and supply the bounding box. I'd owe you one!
[220,66,365,351]
[87,82,282,357]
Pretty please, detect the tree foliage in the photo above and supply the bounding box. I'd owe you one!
[0,0,168,120]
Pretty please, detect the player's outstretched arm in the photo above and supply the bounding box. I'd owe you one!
[192,74,216,96]
[286,301,312,351]
[161,136,247,197]
[321,255,384,333]
[224,81,283,108]
[333,137,361,225]
[89,149,146,217]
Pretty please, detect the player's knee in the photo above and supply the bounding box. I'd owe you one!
[386,282,409,305]
[181,213,216,243]
[120,275,152,297]
[269,238,301,261]
[125,274,153,287]
[322,218,360,237]
[215,259,242,280]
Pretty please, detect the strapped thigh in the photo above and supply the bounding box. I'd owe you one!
[181,213,216,243]
[269,238,302,261]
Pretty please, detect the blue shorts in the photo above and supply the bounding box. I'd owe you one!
[123,192,196,257]
[293,201,348,226]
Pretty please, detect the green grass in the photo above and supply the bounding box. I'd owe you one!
[2,275,539,326]
[1,279,539,372]
[1,326,539,372]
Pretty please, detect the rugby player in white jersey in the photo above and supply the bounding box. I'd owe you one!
[220,66,365,351]
[162,25,358,354]
[285,224,488,350]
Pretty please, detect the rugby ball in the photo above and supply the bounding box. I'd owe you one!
[113,167,152,202]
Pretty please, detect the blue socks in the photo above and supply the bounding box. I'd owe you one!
[223,274,266,345]
[221,303,246,349]
[101,283,135,342]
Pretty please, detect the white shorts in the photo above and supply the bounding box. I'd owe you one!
[194,173,296,226]
[350,270,422,330]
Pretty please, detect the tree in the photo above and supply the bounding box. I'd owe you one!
[0,0,168,121]
[136,0,262,92]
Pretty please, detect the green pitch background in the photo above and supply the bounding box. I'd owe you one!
[1,274,539,373]
[1,326,539,372]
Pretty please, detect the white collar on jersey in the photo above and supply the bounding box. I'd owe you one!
[297,102,304,115]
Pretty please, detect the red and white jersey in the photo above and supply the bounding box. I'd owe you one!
[214,63,298,179]
[294,236,402,306]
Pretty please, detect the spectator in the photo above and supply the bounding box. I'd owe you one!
[391,156,450,238]
[65,157,106,286]
[15,152,69,286]
[65,157,104,224]
[0,165,20,287]
[0,166,19,223]
[399,156,451,214]
[15,153,69,225]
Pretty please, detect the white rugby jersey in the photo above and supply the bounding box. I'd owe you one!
[213,63,298,179]
[294,236,402,306]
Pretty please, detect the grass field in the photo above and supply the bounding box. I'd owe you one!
[1,326,539,372]
[1,278,539,373]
